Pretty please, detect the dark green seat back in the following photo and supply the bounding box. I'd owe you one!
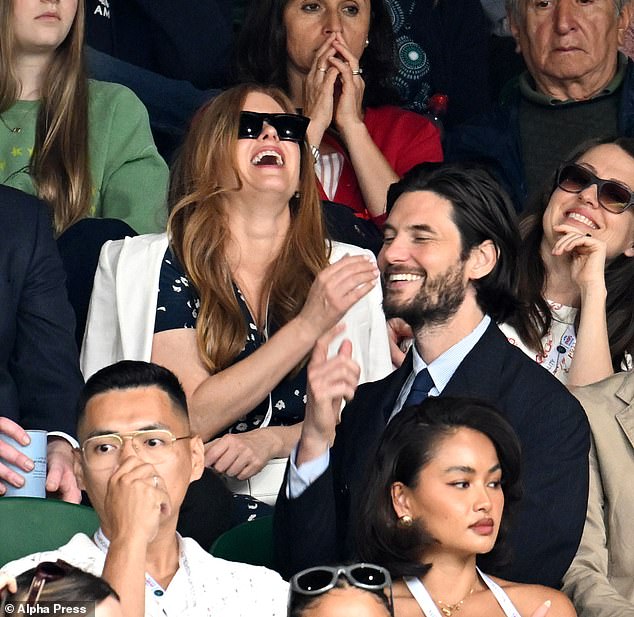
[0,497,99,566]
[209,515,275,570]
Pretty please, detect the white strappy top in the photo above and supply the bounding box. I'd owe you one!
[404,567,521,617]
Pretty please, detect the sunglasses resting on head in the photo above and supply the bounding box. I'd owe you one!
[288,563,394,616]
[557,163,634,214]
[238,111,309,143]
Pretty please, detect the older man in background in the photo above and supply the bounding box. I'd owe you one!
[446,0,634,211]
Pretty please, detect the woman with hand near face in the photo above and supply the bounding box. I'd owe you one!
[500,137,634,387]
[357,397,576,617]
[154,84,391,489]
[82,83,392,494]
[0,0,168,235]
[237,0,442,229]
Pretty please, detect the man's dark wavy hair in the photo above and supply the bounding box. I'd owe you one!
[386,162,521,323]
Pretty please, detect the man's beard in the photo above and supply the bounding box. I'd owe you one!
[382,261,467,331]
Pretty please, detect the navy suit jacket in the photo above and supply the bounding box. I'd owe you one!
[0,186,83,435]
[275,322,590,587]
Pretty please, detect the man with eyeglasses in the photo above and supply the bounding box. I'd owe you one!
[445,0,634,212]
[1,360,288,617]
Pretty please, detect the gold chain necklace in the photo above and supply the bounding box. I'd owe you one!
[435,584,475,616]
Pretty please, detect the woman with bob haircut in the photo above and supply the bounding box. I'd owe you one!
[237,0,442,229]
[500,137,634,387]
[81,83,391,498]
[0,0,168,235]
[356,396,575,617]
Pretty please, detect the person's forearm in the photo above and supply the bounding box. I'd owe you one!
[265,424,303,459]
[296,400,339,467]
[306,122,328,155]
[339,122,399,219]
[568,287,613,387]
[296,430,333,467]
[101,537,146,617]
[189,317,318,440]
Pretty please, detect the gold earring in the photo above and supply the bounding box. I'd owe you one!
[398,514,413,527]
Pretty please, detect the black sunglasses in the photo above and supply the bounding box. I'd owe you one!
[557,163,634,214]
[26,560,74,605]
[238,111,309,143]
[289,564,393,614]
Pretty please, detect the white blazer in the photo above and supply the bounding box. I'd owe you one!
[81,233,392,385]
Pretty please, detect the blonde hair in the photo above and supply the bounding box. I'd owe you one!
[168,83,330,374]
[0,0,91,235]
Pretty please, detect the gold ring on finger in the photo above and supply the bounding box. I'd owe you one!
[351,68,363,75]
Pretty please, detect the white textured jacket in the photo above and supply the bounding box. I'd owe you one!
[81,233,392,385]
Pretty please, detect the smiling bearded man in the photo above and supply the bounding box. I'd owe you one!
[382,257,467,331]
[274,162,590,591]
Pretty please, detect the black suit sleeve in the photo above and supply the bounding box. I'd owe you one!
[9,198,84,435]
[274,362,409,579]
[474,363,590,588]
[497,387,589,587]
[274,463,340,579]
[274,394,365,578]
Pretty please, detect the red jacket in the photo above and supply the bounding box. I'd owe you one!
[318,105,443,227]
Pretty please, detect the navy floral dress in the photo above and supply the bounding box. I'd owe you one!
[154,248,308,437]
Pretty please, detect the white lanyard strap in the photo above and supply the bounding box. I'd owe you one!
[403,576,444,617]
[403,568,521,617]
[478,570,522,617]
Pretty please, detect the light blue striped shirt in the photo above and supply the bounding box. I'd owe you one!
[289,315,491,497]
[389,314,491,421]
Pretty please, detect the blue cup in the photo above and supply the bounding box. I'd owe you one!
[0,430,47,498]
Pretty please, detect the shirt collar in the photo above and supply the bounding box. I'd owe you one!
[412,315,491,393]
[519,52,627,106]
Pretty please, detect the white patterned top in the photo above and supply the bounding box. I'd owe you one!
[1,533,288,617]
[500,300,632,384]
[500,301,577,384]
